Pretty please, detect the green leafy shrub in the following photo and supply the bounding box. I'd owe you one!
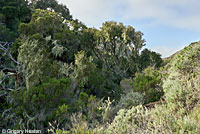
[0,24,16,42]
[133,67,163,103]
[120,79,133,94]
[10,77,72,132]
[101,102,200,134]
[70,120,93,134]
[56,113,94,134]
[97,97,114,123]
[55,104,70,127]
[117,92,144,109]
[148,104,200,134]
[99,103,200,134]
[74,92,89,113]
[105,105,150,134]
[119,79,144,110]
[48,95,102,134]
[86,95,102,123]
[163,42,200,113]
[172,42,200,74]
[109,92,145,120]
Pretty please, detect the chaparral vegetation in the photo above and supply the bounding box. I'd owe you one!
[1,0,200,133]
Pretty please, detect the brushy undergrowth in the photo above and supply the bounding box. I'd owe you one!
[58,42,200,134]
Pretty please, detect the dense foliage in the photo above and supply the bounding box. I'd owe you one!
[133,67,163,103]
[0,0,31,42]
[2,0,198,134]
[92,42,200,134]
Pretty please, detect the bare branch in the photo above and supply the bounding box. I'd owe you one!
[0,92,7,97]
[0,42,21,65]
[0,73,15,84]
[2,108,11,118]
[0,42,25,87]
[1,67,17,73]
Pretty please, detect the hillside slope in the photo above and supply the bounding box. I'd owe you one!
[95,41,200,134]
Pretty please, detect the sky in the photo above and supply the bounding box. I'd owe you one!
[58,0,200,57]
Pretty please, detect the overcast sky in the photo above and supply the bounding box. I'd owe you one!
[58,0,200,57]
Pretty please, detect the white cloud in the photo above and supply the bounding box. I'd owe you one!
[59,0,117,27]
[123,0,200,31]
[59,0,200,30]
